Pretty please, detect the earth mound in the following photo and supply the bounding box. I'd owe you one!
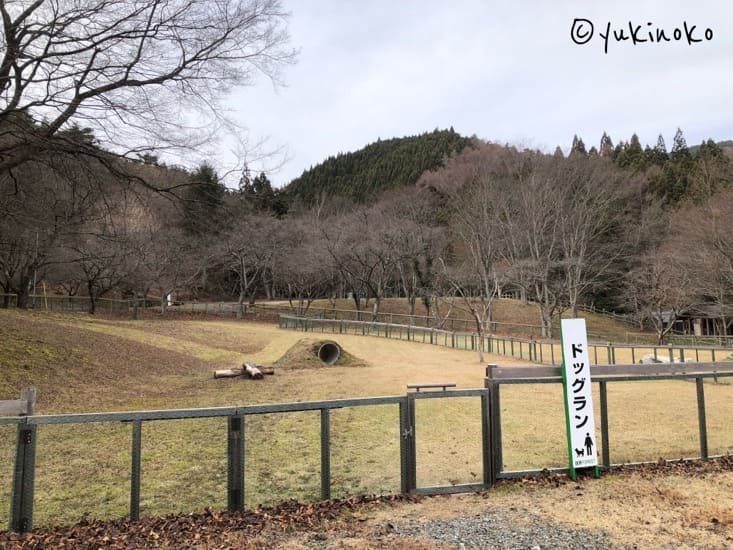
[274,339,367,369]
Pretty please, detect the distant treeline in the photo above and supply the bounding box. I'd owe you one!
[283,128,472,204]
[2,117,731,346]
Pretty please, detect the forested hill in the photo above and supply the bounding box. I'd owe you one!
[283,128,472,204]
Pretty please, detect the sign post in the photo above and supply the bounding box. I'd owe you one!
[560,318,599,480]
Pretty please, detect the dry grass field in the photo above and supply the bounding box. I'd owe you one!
[1,308,732,547]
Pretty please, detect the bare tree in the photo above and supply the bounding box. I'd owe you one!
[275,217,331,316]
[442,169,508,361]
[0,145,105,307]
[340,206,400,321]
[623,243,696,344]
[670,190,733,338]
[219,212,281,317]
[321,210,368,313]
[0,0,295,173]
[381,187,446,322]
[556,157,631,317]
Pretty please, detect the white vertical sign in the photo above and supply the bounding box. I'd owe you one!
[560,318,598,469]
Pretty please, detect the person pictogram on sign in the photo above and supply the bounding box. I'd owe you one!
[584,432,594,456]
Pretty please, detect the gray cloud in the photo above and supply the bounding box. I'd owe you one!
[222,1,733,186]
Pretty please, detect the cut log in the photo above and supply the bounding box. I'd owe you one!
[214,367,245,379]
[244,362,264,380]
[214,363,273,379]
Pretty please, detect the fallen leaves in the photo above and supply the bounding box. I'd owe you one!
[0,494,423,549]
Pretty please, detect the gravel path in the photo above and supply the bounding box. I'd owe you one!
[394,507,621,549]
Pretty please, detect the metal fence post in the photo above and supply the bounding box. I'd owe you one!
[599,381,610,468]
[320,409,331,500]
[695,377,708,460]
[227,415,245,511]
[130,420,142,521]
[480,386,494,486]
[10,420,37,533]
[398,397,414,493]
[407,395,417,491]
[484,366,502,482]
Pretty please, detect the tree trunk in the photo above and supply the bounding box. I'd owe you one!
[160,291,169,318]
[539,304,553,338]
[215,366,245,378]
[236,291,245,319]
[87,281,97,314]
[264,279,273,300]
[244,362,264,379]
[16,282,30,309]
[472,310,485,363]
[371,295,380,322]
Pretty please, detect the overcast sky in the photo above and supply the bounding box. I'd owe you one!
[216,0,733,188]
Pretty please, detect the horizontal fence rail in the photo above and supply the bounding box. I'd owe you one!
[279,315,733,365]
[485,361,733,481]
[4,296,730,346]
[4,362,733,532]
[2,390,490,533]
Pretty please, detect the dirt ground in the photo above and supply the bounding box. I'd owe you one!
[248,463,733,549]
[2,461,732,549]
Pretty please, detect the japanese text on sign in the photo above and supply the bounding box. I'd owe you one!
[561,319,598,468]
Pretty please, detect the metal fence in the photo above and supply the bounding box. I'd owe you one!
[485,362,733,479]
[257,303,546,337]
[4,360,733,533]
[278,315,733,365]
[1,388,490,533]
[1,294,133,313]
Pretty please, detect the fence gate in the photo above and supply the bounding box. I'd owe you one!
[400,385,493,494]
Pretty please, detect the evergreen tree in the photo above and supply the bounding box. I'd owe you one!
[553,146,564,159]
[283,129,471,204]
[670,128,691,162]
[627,134,645,169]
[238,165,253,192]
[599,132,614,158]
[643,145,654,165]
[696,139,724,160]
[651,134,669,165]
[613,141,625,161]
[689,139,732,198]
[237,170,287,216]
[182,162,226,235]
[614,134,646,171]
[570,134,587,157]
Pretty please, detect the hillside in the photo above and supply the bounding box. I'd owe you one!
[294,297,648,342]
[283,128,471,204]
[689,139,733,157]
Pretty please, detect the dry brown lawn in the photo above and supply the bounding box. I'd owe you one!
[1,309,732,548]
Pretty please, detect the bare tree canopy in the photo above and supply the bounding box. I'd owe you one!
[0,0,295,170]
